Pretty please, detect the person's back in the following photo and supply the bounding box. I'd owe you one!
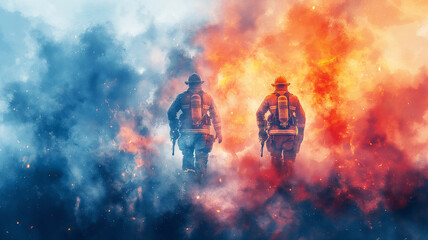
[256,76,305,177]
[168,74,222,182]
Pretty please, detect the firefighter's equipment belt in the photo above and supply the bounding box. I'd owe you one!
[181,129,210,134]
[269,129,297,135]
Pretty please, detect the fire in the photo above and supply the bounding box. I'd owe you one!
[118,125,153,155]
[116,115,162,168]
[190,0,428,218]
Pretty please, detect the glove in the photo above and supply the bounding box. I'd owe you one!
[293,131,304,153]
[169,120,179,131]
[293,142,302,153]
[258,129,268,142]
[216,132,223,144]
[170,129,180,140]
[297,127,305,143]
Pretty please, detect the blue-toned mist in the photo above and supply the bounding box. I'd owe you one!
[2,3,428,240]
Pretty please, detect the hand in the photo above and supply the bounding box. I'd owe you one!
[216,132,223,144]
[293,143,301,153]
[293,134,304,153]
[170,129,179,140]
[258,129,268,142]
[296,133,304,145]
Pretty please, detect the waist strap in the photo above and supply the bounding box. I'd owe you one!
[269,129,297,135]
[181,129,210,134]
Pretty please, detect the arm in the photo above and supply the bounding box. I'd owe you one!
[295,98,306,137]
[209,98,222,143]
[256,97,270,141]
[294,98,306,152]
[256,97,269,130]
[167,95,182,139]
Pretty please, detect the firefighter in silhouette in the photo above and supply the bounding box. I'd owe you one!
[168,73,222,181]
[256,76,306,177]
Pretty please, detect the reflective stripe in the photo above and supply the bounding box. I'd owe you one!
[184,104,209,109]
[181,129,210,134]
[269,129,297,135]
[296,124,305,128]
[269,106,277,110]
[290,106,296,110]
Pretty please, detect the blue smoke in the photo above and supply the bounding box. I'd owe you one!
[0,8,199,239]
[1,4,428,240]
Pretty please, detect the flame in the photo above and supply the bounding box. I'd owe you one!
[118,125,153,155]
[190,0,428,219]
[116,115,161,168]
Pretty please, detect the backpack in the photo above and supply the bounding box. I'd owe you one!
[274,93,296,128]
[190,92,203,126]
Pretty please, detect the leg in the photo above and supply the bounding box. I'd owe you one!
[271,154,283,175]
[178,134,196,172]
[182,149,195,172]
[195,150,209,179]
[282,135,296,178]
[194,134,214,182]
[267,136,284,175]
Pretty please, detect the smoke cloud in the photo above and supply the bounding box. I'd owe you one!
[1,0,428,239]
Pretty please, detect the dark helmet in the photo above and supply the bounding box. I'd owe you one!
[271,76,290,86]
[185,73,204,85]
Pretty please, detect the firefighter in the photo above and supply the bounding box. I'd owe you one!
[168,73,222,181]
[256,76,306,177]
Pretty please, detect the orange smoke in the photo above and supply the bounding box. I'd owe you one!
[118,126,153,155]
[192,0,428,215]
[116,115,161,168]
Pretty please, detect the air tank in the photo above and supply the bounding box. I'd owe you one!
[191,94,202,125]
[278,95,289,127]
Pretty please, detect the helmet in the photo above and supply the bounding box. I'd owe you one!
[185,73,204,85]
[271,76,290,86]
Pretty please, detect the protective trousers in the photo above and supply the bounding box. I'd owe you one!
[266,135,297,177]
[177,134,214,180]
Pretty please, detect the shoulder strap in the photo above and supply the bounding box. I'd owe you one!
[275,92,291,126]
[285,92,290,116]
[189,90,205,113]
[274,93,280,126]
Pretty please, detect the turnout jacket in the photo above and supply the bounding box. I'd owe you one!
[256,90,305,135]
[168,89,221,135]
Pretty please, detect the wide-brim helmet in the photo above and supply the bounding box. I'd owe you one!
[271,76,290,86]
[185,73,205,85]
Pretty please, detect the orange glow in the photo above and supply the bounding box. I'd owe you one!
[191,0,428,214]
[116,117,162,168]
[118,125,153,155]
